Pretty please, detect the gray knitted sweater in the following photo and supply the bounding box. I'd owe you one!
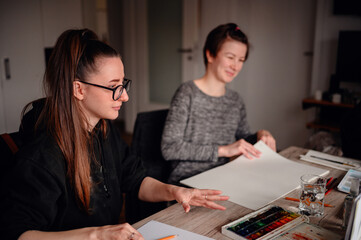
[161,80,256,184]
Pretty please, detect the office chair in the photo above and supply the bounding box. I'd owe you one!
[125,109,171,224]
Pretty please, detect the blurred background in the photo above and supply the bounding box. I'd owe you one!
[0,0,360,150]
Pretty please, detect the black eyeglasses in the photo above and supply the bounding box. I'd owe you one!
[79,79,131,101]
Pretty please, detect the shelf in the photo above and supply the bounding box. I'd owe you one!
[306,121,340,132]
[302,98,355,132]
[302,98,355,110]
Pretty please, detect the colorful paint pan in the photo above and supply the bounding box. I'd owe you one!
[226,206,301,240]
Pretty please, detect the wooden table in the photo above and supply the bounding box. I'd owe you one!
[133,146,348,239]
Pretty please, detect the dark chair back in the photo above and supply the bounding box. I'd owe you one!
[0,132,22,181]
[125,109,170,224]
[131,109,170,181]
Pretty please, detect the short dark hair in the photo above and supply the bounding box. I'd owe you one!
[203,23,249,67]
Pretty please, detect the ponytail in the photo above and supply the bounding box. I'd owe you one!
[41,29,118,212]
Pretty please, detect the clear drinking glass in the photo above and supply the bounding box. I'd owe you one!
[299,174,326,217]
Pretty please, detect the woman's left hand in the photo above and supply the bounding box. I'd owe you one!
[257,130,276,151]
[171,187,229,213]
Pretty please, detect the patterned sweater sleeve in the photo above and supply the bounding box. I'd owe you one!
[161,84,218,162]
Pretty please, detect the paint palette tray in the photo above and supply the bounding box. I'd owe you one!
[221,205,307,240]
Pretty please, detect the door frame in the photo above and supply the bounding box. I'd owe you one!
[122,0,199,133]
[0,66,6,133]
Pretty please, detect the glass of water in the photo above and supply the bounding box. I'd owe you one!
[299,174,326,217]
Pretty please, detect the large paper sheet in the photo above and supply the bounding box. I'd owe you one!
[181,141,329,210]
[137,220,214,240]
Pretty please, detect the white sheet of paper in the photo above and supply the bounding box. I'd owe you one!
[137,220,214,240]
[181,141,329,210]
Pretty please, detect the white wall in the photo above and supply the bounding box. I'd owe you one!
[247,1,316,150]
[41,0,83,47]
[0,0,87,133]
[0,0,44,133]
[83,0,109,42]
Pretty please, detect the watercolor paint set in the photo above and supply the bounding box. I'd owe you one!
[221,205,342,240]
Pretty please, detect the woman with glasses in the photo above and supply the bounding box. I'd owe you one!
[0,29,229,240]
[161,23,276,185]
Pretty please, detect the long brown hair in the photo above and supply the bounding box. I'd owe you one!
[41,29,119,212]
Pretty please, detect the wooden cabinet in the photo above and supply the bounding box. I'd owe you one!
[302,98,355,131]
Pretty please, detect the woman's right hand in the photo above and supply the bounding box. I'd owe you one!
[92,223,144,240]
[19,223,144,240]
[218,139,261,159]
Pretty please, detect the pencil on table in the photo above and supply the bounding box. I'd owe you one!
[157,234,178,240]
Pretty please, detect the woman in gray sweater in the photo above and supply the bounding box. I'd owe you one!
[161,23,276,184]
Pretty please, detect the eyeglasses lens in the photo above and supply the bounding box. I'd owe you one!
[114,80,131,101]
[125,80,131,92]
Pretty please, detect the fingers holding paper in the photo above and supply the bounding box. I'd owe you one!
[218,138,261,159]
[257,130,276,151]
[91,223,144,240]
[174,188,229,213]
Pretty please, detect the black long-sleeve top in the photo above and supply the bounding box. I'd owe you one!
[0,107,146,239]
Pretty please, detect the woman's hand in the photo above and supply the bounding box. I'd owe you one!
[257,130,276,151]
[170,187,229,213]
[218,139,261,159]
[91,223,144,240]
[19,223,144,240]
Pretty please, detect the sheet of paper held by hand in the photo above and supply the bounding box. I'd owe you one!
[181,141,329,210]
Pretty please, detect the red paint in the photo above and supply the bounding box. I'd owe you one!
[292,233,313,240]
